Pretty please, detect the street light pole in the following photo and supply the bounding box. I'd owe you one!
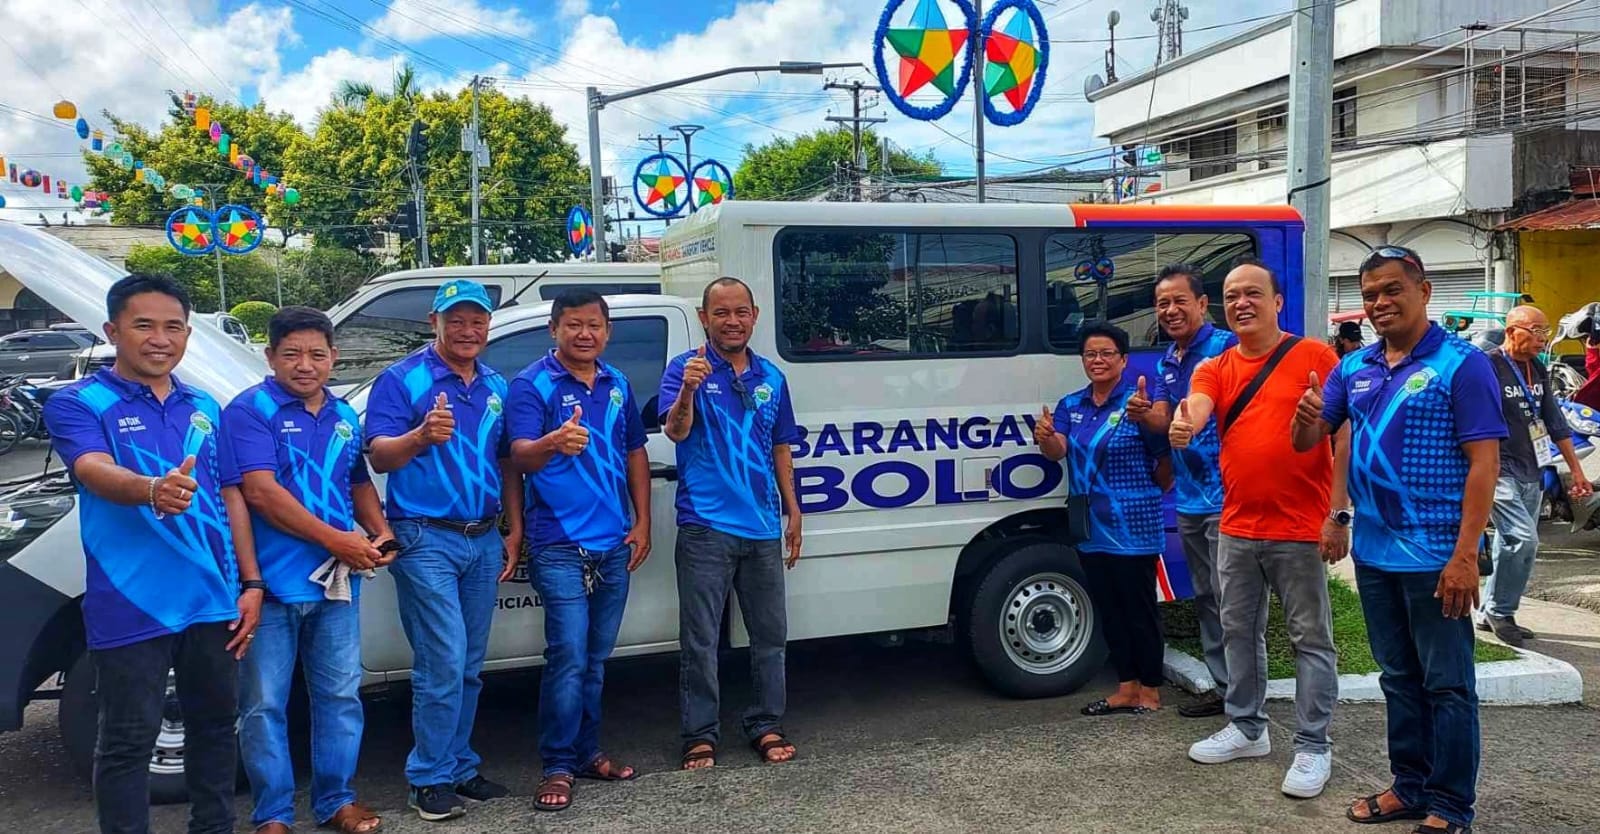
[974,0,987,203]
[586,60,862,261]
[670,124,705,211]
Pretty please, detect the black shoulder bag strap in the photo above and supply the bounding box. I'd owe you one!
[1219,335,1302,438]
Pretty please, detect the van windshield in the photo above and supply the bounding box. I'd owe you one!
[330,285,504,386]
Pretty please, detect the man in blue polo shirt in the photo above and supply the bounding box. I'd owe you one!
[1152,263,1238,719]
[226,307,392,834]
[507,289,650,812]
[365,279,522,822]
[43,273,263,834]
[1293,246,1506,833]
[660,276,802,771]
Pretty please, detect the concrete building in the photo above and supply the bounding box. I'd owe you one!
[1085,0,1600,333]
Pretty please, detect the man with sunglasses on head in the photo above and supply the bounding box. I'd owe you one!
[1293,246,1506,834]
[1478,306,1590,647]
[659,276,803,772]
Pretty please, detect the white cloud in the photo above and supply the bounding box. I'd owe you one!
[369,0,534,43]
[258,49,405,128]
[558,0,590,18]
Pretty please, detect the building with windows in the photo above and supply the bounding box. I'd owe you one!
[1085,0,1600,333]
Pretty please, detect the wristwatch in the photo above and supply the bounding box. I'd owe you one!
[240,579,269,594]
[1330,509,1353,527]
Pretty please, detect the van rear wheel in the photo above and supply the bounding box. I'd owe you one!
[965,541,1105,698]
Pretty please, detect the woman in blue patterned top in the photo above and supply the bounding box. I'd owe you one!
[1035,322,1173,716]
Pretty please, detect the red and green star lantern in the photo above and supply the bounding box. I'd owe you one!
[691,159,734,209]
[633,153,690,219]
[875,0,977,121]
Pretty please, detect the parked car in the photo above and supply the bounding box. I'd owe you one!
[0,328,96,381]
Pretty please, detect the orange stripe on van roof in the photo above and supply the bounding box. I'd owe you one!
[1068,204,1304,225]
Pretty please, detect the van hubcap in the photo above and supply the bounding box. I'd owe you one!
[999,572,1093,675]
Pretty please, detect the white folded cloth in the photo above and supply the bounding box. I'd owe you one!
[309,557,377,602]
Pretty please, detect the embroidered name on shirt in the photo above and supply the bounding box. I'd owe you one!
[116,415,146,433]
[279,419,302,434]
[1353,378,1374,393]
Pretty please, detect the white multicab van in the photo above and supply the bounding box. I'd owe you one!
[0,201,1307,799]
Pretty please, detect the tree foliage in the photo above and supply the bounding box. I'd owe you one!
[734,129,941,201]
[122,244,384,314]
[228,301,277,341]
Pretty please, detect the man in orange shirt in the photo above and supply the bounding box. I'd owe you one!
[1169,259,1350,800]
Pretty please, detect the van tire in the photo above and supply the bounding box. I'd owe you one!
[60,653,232,806]
[965,541,1105,698]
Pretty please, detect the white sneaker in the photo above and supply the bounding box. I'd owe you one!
[1281,750,1332,798]
[1188,723,1271,764]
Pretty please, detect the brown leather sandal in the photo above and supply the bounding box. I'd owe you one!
[323,802,382,834]
[752,732,796,763]
[578,753,638,781]
[533,774,574,812]
[257,824,293,834]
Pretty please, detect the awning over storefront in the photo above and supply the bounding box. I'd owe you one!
[1496,198,1600,232]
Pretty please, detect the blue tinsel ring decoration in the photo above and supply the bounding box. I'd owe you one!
[633,153,690,219]
[567,204,594,256]
[166,206,216,256]
[980,0,1050,127]
[690,159,734,208]
[873,0,978,122]
[214,204,265,255]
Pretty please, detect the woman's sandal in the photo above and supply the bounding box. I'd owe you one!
[1345,792,1428,825]
[533,774,574,812]
[323,802,382,834]
[752,732,796,763]
[1080,698,1153,716]
[680,741,716,770]
[578,753,638,782]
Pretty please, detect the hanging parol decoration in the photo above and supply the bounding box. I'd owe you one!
[632,153,690,219]
[0,194,6,209]
[282,187,300,205]
[690,159,734,208]
[214,204,264,255]
[167,206,216,256]
[566,205,594,257]
[171,183,194,200]
[52,100,77,120]
[74,117,89,140]
[18,169,41,188]
[874,0,977,122]
[1073,257,1114,283]
[979,0,1049,127]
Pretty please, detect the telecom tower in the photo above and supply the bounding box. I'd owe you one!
[1152,0,1189,62]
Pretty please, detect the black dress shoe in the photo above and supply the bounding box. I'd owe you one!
[1485,615,1526,647]
[455,774,509,802]
[1178,691,1226,718]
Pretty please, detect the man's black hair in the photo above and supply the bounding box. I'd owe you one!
[1079,321,1131,355]
[267,306,335,350]
[1336,321,1363,343]
[701,276,754,309]
[1155,263,1206,299]
[107,272,191,322]
[1229,256,1282,296]
[551,289,610,324]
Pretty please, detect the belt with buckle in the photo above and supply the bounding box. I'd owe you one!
[421,517,499,536]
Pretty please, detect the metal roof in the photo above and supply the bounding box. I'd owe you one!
[1496,198,1600,231]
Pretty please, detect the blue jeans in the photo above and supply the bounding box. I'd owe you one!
[1483,475,1544,620]
[530,542,632,777]
[239,598,363,827]
[1355,563,1480,828]
[388,520,502,787]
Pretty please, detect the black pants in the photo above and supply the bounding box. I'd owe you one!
[92,620,239,834]
[1080,552,1165,688]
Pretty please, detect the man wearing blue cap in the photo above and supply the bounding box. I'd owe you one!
[365,279,522,822]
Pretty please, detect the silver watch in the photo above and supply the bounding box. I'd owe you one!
[1330,508,1353,527]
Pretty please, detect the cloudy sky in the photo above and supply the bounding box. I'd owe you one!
[0,0,1290,222]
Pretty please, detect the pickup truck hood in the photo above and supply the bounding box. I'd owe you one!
[0,221,266,402]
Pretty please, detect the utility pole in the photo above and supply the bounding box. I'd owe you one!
[638,133,677,156]
[407,119,431,267]
[1287,0,1333,337]
[194,183,229,311]
[670,124,705,211]
[973,0,987,203]
[465,76,492,265]
[825,80,886,201]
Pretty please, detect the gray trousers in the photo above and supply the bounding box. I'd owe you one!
[1177,513,1228,694]
[1483,475,1544,620]
[1217,533,1338,754]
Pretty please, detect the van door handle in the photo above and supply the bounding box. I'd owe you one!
[650,462,678,482]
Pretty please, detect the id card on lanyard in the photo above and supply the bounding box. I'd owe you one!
[1502,352,1554,467]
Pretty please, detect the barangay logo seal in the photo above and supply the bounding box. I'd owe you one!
[189,411,213,435]
[753,383,774,405]
[1108,412,1123,426]
[334,420,354,441]
[1404,369,1434,394]
[487,393,503,415]
[610,387,625,407]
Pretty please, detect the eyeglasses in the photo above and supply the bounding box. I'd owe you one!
[1362,246,1426,275]
[1509,324,1553,340]
[1081,350,1123,361]
[729,374,757,410]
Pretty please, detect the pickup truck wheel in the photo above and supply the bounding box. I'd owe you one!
[965,541,1105,698]
[60,653,224,805]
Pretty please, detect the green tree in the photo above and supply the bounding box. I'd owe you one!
[122,244,276,314]
[229,301,277,341]
[734,129,941,201]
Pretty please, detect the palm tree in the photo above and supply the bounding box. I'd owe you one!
[332,65,419,110]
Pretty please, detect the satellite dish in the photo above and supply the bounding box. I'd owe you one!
[1151,8,1161,21]
[1107,10,1121,26]
[1084,74,1107,97]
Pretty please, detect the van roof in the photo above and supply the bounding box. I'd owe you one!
[363,262,661,286]
[659,200,1304,236]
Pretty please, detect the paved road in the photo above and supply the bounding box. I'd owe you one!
[2,628,1597,833]
[1530,523,1600,615]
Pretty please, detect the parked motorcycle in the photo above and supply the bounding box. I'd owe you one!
[1550,302,1598,400]
[1543,399,1600,524]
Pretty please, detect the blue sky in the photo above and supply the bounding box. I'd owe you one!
[0,0,1289,220]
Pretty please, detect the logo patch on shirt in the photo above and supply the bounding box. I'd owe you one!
[1353,378,1374,393]
[334,420,354,441]
[189,411,213,435]
[705,382,723,395]
[753,383,773,405]
[487,393,503,416]
[1108,412,1123,426]
[609,387,624,407]
[1070,412,1085,424]
[1404,369,1436,394]
[560,394,580,408]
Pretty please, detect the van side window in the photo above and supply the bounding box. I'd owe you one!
[482,316,670,432]
[538,283,660,300]
[1044,231,1253,351]
[775,230,1020,359]
[332,285,504,386]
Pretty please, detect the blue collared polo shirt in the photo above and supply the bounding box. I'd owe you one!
[1321,323,1508,572]
[658,345,800,541]
[223,377,371,603]
[508,352,647,552]
[1156,322,1237,516]
[43,369,240,650]
[1054,374,1172,556]
[364,344,510,522]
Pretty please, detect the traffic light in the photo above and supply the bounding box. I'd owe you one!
[406,120,427,168]
[393,201,419,240]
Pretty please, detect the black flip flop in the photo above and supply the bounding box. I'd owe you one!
[1345,792,1428,825]
[1080,698,1153,716]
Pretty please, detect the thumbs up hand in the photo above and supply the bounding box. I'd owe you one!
[1169,399,1195,449]
[419,392,456,445]
[1033,405,1057,446]
[154,455,200,515]
[681,344,712,394]
[549,405,590,456]
[1294,370,1325,431]
[1126,374,1153,424]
